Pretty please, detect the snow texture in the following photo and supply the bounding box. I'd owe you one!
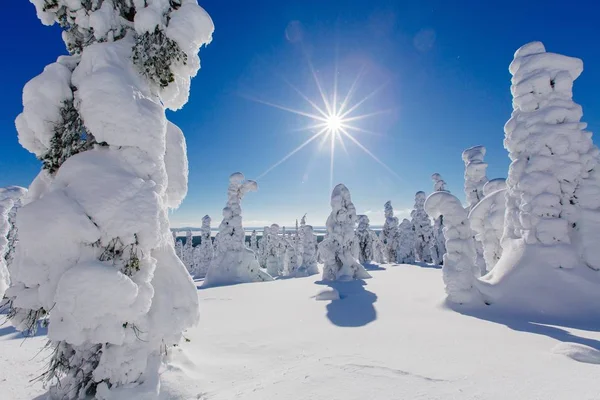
[319,184,371,281]
[203,173,273,287]
[411,192,433,263]
[425,191,480,304]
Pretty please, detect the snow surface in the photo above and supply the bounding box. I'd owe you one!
[3,264,600,399]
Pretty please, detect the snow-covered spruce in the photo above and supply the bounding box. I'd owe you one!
[257,225,269,268]
[371,232,387,264]
[0,187,27,299]
[203,173,272,287]
[397,218,416,264]
[425,192,479,304]
[265,224,284,277]
[356,214,384,265]
[7,1,213,398]
[296,225,319,277]
[182,230,194,273]
[481,42,600,316]
[284,239,299,277]
[193,215,213,278]
[469,179,507,272]
[430,173,448,265]
[411,192,433,263]
[382,201,399,263]
[319,184,371,281]
[250,229,258,253]
[462,146,489,211]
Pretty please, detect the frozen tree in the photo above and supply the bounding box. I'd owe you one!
[6,1,213,397]
[462,146,489,211]
[296,225,319,277]
[382,201,400,263]
[425,192,479,304]
[174,235,184,260]
[431,173,448,192]
[469,179,507,272]
[182,230,194,273]
[250,230,258,253]
[204,173,272,287]
[265,224,283,277]
[193,215,213,278]
[0,187,28,299]
[411,192,433,263]
[284,240,299,277]
[371,232,386,264]
[430,173,449,265]
[491,41,598,283]
[356,215,374,264]
[396,219,416,264]
[319,184,371,281]
[257,226,269,268]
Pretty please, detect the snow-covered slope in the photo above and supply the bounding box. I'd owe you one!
[2,264,600,399]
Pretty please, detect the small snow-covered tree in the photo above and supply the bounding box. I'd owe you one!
[6,1,213,397]
[462,146,489,211]
[356,215,374,264]
[257,225,269,268]
[250,229,258,253]
[265,224,283,277]
[193,215,213,278]
[284,239,299,277]
[382,201,400,263]
[425,192,479,304]
[319,184,371,281]
[397,219,416,264]
[469,179,507,272]
[174,235,184,260]
[430,173,448,265]
[411,192,433,263]
[204,173,272,287]
[0,187,27,299]
[296,225,319,277]
[182,229,194,273]
[371,232,386,263]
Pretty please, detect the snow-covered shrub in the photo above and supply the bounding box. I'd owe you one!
[7,2,214,397]
[382,201,399,263]
[462,146,489,211]
[204,173,272,287]
[0,187,27,299]
[430,173,448,265]
[319,184,371,281]
[193,215,213,278]
[469,179,507,272]
[411,192,433,263]
[296,225,319,277]
[425,192,479,304]
[397,219,416,264]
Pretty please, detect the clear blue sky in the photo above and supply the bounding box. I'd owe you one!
[1,0,599,228]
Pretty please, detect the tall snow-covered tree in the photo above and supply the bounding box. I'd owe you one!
[296,225,319,277]
[462,146,489,211]
[382,201,399,263]
[6,1,213,397]
[411,192,433,263]
[397,219,416,264]
[204,173,272,287]
[430,173,448,265]
[425,192,479,304]
[193,214,213,278]
[0,187,28,299]
[469,179,507,272]
[319,184,371,281]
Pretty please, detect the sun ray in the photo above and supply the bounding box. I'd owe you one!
[338,64,366,116]
[329,132,335,190]
[302,45,333,116]
[342,108,396,123]
[339,80,390,119]
[242,94,328,122]
[339,128,401,180]
[281,77,330,119]
[256,127,329,180]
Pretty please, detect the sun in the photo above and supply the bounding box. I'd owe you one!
[326,114,343,134]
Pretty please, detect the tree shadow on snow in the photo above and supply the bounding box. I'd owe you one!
[411,261,442,270]
[0,322,48,339]
[448,301,600,351]
[362,262,386,271]
[314,280,378,327]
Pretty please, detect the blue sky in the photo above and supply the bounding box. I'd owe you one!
[1,0,599,228]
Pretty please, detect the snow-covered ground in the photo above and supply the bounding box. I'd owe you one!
[2,263,600,399]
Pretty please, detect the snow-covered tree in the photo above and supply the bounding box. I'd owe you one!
[6,1,213,396]
[469,179,507,272]
[0,187,27,299]
[411,192,433,263]
[319,184,371,281]
[462,146,489,211]
[204,173,272,287]
[489,42,600,293]
[430,173,448,265]
[425,192,479,304]
[397,219,416,264]
[356,215,374,264]
[371,232,386,264]
[284,240,299,277]
[257,226,269,268]
[174,235,184,260]
[382,201,400,263]
[250,230,258,253]
[182,230,194,273]
[193,215,213,278]
[265,224,284,277]
[296,225,319,277]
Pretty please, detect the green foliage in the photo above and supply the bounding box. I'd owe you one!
[132,26,187,88]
